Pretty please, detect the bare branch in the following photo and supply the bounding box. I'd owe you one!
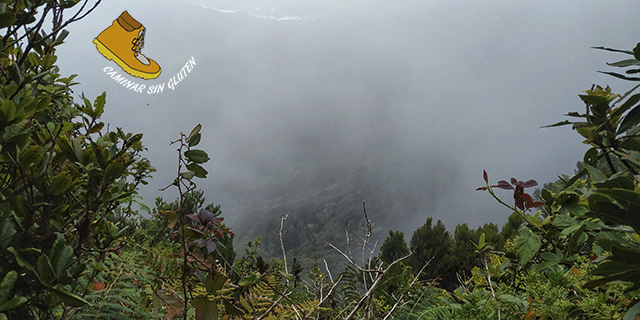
[303,274,344,319]
[279,214,289,283]
[382,256,432,320]
[323,259,334,283]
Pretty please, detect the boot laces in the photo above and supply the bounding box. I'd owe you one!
[131,29,145,55]
[131,29,151,65]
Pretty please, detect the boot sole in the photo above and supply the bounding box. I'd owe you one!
[94,38,161,80]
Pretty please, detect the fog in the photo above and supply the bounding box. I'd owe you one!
[57,1,640,238]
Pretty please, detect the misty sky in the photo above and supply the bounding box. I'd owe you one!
[57,1,640,235]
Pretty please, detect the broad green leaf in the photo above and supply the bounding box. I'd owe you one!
[180,171,195,180]
[0,296,27,312]
[187,163,208,178]
[612,93,640,120]
[49,235,73,280]
[189,132,201,147]
[0,100,16,123]
[205,272,227,294]
[476,233,486,250]
[536,251,562,270]
[634,42,640,61]
[0,13,16,28]
[93,92,105,117]
[104,158,124,181]
[619,105,640,134]
[223,300,244,317]
[87,122,104,134]
[193,297,217,320]
[37,255,55,285]
[0,271,17,303]
[584,164,606,183]
[19,144,44,167]
[7,247,38,276]
[50,287,88,307]
[238,272,261,287]
[514,229,541,266]
[50,171,72,195]
[188,124,202,142]
[184,149,209,164]
[624,300,640,320]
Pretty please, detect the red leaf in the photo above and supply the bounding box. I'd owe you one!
[514,185,525,210]
[483,170,488,183]
[522,179,538,188]
[93,281,106,291]
[476,186,488,191]
[494,180,514,190]
[511,177,519,185]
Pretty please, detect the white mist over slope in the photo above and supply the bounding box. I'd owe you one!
[57,1,640,240]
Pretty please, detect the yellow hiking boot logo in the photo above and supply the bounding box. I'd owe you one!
[94,11,161,80]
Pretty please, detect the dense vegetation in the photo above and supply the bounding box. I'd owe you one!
[1,1,640,319]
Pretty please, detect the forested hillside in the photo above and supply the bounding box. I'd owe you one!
[1,1,640,319]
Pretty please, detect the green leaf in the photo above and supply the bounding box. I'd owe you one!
[7,247,37,276]
[180,171,195,180]
[514,229,541,266]
[0,100,16,123]
[104,158,124,181]
[598,71,640,82]
[585,164,607,183]
[187,163,208,178]
[634,42,640,61]
[193,297,218,320]
[0,271,18,303]
[205,273,227,294]
[19,144,44,167]
[50,287,88,307]
[184,149,209,164]
[189,132,201,147]
[188,124,202,142]
[93,92,106,117]
[619,105,640,134]
[0,13,16,28]
[49,235,73,280]
[0,296,27,312]
[223,300,244,317]
[37,255,55,285]
[624,300,640,320]
[592,46,633,55]
[607,59,640,68]
[238,272,261,287]
[541,120,572,128]
[87,122,104,134]
[50,171,72,195]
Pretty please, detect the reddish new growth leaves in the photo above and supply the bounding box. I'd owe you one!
[92,281,106,291]
[477,170,544,210]
[186,209,234,255]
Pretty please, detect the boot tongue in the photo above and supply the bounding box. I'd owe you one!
[136,53,151,66]
[133,29,150,65]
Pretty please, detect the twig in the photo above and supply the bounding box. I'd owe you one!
[484,255,501,320]
[343,251,412,320]
[323,259,334,283]
[382,256,432,320]
[279,214,289,283]
[302,274,344,319]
